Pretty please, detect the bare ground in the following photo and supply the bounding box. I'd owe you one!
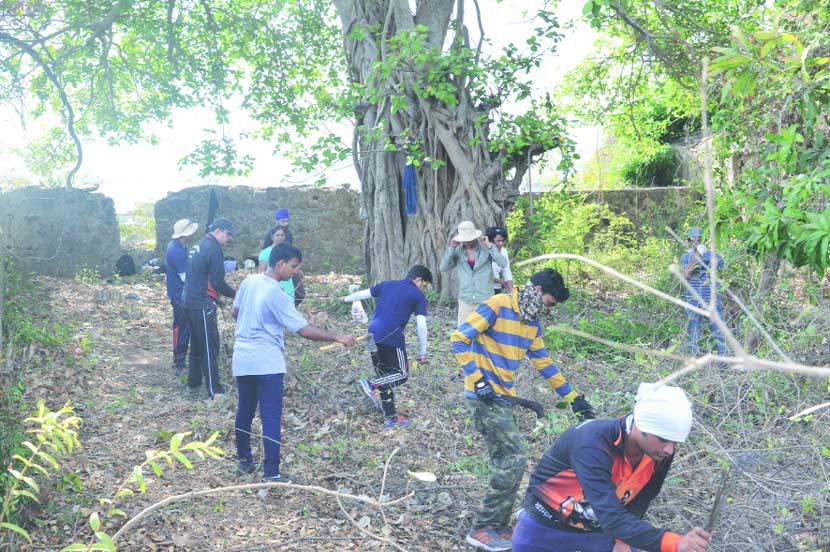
[10,271,830,551]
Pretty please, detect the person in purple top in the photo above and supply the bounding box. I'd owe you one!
[342,265,433,428]
[165,218,199,375]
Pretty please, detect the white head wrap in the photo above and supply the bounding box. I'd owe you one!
[633,383,693,443]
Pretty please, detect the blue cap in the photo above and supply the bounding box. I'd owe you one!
[208,217,236,236]
[688,227,703,238]
[274,208,290,220]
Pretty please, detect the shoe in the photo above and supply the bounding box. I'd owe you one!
[357,379,382,412]
[383,415,412,429]
[263,472,291,483]
[497,527,513,541]
[465,526,512,551]
[236,461,257,476]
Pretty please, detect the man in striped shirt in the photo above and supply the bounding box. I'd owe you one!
[452,268,595,552]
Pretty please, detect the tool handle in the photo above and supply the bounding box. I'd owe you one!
[318,334,367,351]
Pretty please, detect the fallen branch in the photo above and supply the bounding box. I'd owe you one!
[112,481,413,543]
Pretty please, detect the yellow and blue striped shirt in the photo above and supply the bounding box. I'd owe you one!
[451,291,576,402]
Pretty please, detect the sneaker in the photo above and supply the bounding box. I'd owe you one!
[263,472,291,483]
[357,379,382,412]
[236,461,257,476]
[497,527,513,541]
[383,415,412,429]
[465,526,512,551]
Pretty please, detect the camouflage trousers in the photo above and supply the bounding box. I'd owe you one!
[468,398,527,530]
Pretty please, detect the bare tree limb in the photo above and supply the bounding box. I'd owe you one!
[0,31,82,188]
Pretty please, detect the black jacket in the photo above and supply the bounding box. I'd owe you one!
[183,234,235,309]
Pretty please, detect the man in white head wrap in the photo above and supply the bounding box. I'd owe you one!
[511,383,713,552]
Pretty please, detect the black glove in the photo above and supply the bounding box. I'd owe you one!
[571,395,596,420]
[474,377,496,401]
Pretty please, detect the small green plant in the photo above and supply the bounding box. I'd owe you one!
[74,267,102,284]
[0,401,81,543]
[62,431,224,552]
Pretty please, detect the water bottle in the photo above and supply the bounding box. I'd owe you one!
[351,300,368,323]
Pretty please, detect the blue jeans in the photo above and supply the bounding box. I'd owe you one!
[687,299,728,356]
[512,510,636,552]
[235,373,284,478]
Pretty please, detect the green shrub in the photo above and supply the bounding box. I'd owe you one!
[618,144,679,187]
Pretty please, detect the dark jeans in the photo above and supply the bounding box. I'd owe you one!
[171,300,190,370]
[512,510,622,552]
[235,373,285,478]
[370,344,408,419]
[186,306,224,397]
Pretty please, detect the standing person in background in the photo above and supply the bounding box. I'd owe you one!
[342,265,433,429]
[680,227,728,356]
[440,220,507,327]
[183,217,237,401]
[487,226,514,295]
[263,208,305,306]
[233,243,356,481]
[259,227,295,300]
[165,218,199,376]
[262,208,293,249]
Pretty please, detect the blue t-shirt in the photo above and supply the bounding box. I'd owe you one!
[368,279,427,349]
[232,274,308,376]
[165,239,188,303]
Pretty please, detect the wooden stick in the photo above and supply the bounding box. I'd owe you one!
[319,334,367,352]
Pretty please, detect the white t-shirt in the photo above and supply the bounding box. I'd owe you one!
[232,274,308,376]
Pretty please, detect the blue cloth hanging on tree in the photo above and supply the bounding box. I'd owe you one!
[403,164,417,215]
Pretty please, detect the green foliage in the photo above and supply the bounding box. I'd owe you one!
[0,401,81,544]
[2,259,72,351]
[618,144,679,188]
[506,191,675,287]
[710,10,830,275]
[118,201,157,249]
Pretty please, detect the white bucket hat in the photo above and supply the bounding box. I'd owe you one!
[171,218,199,239]
[453,221,482,242]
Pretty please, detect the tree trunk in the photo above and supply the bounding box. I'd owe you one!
[334,0,512,294]
[744,253,781,353]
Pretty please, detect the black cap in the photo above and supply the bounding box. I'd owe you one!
[208,217,236,236]
[530,268,569,302]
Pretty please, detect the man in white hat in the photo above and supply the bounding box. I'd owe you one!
[165,218,199,375]
[440,220,507,326]
[510,383,711,552]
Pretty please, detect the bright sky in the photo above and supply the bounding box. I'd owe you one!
[0,2,598,213]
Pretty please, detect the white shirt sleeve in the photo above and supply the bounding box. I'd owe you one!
[342,288,372,302]
[502,248,513,282]
[416,314,427,356]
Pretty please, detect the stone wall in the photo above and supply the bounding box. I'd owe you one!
[154,185,364,274]
[574,186,699,233]
[0,186,121,277]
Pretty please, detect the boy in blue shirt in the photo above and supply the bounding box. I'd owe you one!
[342,265,432,428]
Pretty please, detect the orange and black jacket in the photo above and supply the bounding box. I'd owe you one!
[522,414,682,552]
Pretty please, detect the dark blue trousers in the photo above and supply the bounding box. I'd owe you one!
[235,373,285,478]
[170,300,190,370]
[512,510,639,552]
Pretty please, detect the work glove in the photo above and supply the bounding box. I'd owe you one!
[474,377,496,402]
[571,395,596,420]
